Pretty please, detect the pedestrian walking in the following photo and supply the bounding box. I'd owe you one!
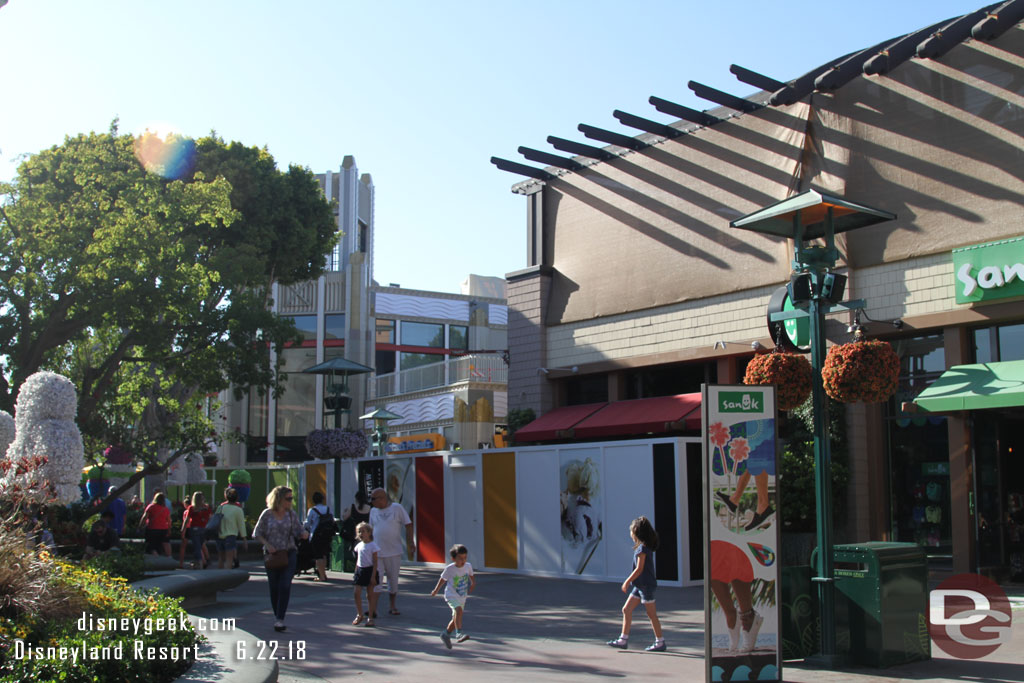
[253,485,308,632]
[430,543,475,649]
[606,516,666,652]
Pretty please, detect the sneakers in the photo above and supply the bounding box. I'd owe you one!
[715,491,738,514]
[645,640,667,652]
[744,505,775,531]
[740,612,764,652]
[455,631,470,643]
[606,637,628,649]
[727,619,741,652]
[273,620,286,632]
[440,630,452,649]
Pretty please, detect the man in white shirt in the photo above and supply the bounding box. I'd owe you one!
[368,487,416,616]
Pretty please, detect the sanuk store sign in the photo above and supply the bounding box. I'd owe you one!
[953,238,1024,304]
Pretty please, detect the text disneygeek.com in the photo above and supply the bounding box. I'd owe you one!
[11,611,236,664]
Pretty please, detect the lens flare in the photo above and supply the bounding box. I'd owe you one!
[133,129,197,180]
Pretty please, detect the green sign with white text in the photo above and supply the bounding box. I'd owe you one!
[718,391,765,413]
[953,238,1024,304]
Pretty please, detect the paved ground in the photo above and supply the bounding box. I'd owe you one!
[191,562,1024,682]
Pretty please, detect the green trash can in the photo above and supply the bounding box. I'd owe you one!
[329,536,355,573]
[811,541,931,667]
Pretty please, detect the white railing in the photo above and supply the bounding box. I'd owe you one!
[372,354,507,398]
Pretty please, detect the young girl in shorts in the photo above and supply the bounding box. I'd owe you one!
[606,516,665,652]
[352,522,380,627]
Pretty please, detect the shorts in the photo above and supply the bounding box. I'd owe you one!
[446,596,467,612]
[144,528,168,554]
[217,535,238,552]
[373,555,402,594]
[353,565,375,587]
[630,584,656,603]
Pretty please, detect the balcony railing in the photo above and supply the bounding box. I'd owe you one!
[371,354,507,399]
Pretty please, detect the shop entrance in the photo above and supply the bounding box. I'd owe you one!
[974,409,1024,581]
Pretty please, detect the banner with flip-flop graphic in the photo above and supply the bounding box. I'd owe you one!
[703,385,781,683]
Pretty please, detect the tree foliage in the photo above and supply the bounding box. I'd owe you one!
[0,125,337,492]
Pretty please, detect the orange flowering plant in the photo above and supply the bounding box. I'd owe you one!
[821,339,900,403]
[743,351,813,411]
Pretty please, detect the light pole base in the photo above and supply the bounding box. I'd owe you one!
[803,653,847,670]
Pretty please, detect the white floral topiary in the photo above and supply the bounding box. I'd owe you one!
[3,371,85,503]
[0,410,14,457]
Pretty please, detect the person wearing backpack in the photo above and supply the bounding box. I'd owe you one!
[305,491,335,581]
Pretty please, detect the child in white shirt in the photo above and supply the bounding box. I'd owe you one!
[430,543,476,648]
[352,522,380,627]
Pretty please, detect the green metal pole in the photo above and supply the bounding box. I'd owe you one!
[809,269,837,663]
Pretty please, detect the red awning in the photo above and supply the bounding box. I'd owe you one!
[571,393,702,439]
[513,402,607,442]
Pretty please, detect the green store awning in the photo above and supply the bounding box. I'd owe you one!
[912,360,1024,412]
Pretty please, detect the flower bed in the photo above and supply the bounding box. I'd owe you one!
[0,557,198,682]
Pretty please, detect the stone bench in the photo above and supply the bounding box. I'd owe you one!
[179,615,277,683]
[132,569,249,610]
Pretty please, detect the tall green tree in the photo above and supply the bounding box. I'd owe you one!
[0,125,337,496]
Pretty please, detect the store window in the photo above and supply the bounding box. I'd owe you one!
[973,322,1024,363]
[888,335,950,558]
[402,321,444,347]
[324,314,346,340]
[449,325,469,351]
[246,387,269,463]
[376,319,395,344]
[565,374,608,405]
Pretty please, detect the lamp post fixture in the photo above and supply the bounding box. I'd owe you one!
[302,356,375,519]
[731,190,894,667]
[359,408,403,457]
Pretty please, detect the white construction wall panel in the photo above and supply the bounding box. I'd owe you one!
[516,449,561,574]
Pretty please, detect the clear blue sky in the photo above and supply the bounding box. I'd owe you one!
[1,0,980,293]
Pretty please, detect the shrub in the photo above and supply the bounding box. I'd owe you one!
[83,544,146,583]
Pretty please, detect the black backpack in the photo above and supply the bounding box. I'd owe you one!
[312,508,337,542]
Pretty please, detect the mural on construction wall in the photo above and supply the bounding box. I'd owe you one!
[560,454,604,576]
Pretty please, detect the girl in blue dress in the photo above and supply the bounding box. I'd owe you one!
[606,516,666,652]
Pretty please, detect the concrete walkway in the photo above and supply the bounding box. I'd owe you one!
[190,562,1024,682]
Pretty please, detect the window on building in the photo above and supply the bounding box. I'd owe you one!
[974,322,1024,363]
[565,374,608,405]
[324,314,346,340]
[625,362,714,399]
[401,351,444,370]
[358,220,368,253]
[449,325,469,351]
[285,315,317,342]
[246,387,269,463]
[887,334,949,558]
[376,319,395,344]
[402,321,444,347]
[276,347,318,438]
[376,350,396,374]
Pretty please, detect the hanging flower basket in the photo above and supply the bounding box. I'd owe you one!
[306,428,370,460]
[821,339,900,404]
[743,351,813,411]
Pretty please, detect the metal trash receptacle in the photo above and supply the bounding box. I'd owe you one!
[811,541,930,667]
[329,535,354,573]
